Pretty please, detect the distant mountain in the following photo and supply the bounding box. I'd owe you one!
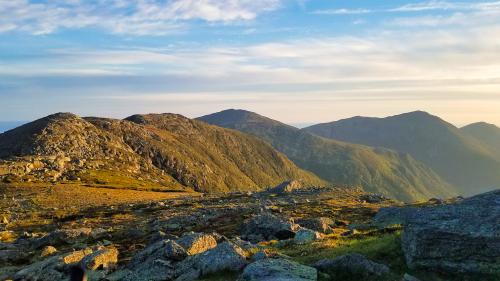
[0,112,324,193]
[198,109,456,202]
[0,121,26,133]
[461,122,500,158]
[305,111,500,195]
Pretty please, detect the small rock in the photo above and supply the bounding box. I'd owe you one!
[164,240,187,261]
[296,217,335,234]
[402,273,421,281]
[40,246,58,257]
[240,213,299,243]
[294,229,321,244]
[176,232,217,256]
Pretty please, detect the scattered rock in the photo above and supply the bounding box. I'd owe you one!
[296,217,334,234]
[294,229,321,244]
[360,193,388,203]
[0,249,30,264]
[240,213,299,242]
[239,258,317,281]
[33,228,92,249]
[269,180,302,194]
[175,232,217,255]
[313,253,390,281]
[164,240,187,261]
[176,241,247,280]
[81,246,118,270]
[40,246,58,257]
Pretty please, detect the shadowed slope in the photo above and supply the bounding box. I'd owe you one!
[305,111,500,195]
[198,109,456,202]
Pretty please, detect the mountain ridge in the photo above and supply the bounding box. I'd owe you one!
[198,109,456,202]
[304,111,500,195]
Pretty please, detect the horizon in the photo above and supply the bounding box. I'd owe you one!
[1,1,500,126]
[0,109,497,134]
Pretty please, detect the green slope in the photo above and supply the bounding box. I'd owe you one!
[305,111,500,195]
[198,109,456,202]
[461,122,500,159]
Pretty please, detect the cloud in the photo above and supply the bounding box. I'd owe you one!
[313,8,371,15]
[389,0,500,12]
[0,0,281,35]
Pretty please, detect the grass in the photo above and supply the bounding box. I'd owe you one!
[279,231,406,273]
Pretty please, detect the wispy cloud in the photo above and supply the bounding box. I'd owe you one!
[389,0,500,12]
[0,0,281,35]
[313,8,371,15]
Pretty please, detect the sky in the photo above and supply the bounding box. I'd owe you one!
[1,0,500,127]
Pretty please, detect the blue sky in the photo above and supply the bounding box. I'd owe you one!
[1,0,500,126]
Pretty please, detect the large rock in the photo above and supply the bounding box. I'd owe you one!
[241,213,299,242]
[13,247,98,281]
[175,232,217,255]
[269,180,302,194]
[294,229,321,244]
[81,246,118,270]
[33,228,93,249]
[175,241,248,280]
[239,258,317,281]
[296,217,335,234]
[400,190,500,276]
[125,239,178,281]
[313,253,390,280]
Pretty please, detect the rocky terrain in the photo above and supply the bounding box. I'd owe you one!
[1,183,498,281]
[0,113,323,193]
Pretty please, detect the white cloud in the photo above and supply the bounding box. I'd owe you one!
[0,0,281,35]
[390,0,500,12]
[313,8,371,15]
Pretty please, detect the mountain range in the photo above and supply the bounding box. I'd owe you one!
[198,109,456,202]
[1,109,497,202]
[304,111,500,195]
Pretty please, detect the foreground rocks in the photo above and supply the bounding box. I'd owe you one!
[376,190,500,277]
[239,258,317,281]
[314,253,391,281]
[240,213,300,242]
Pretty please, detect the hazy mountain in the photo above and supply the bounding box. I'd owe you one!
[461,122,500,158]
[0,112,324,193]
[198,109,456,202]
[305,111,500,195]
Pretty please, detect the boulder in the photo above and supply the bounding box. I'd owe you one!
[239,258,317,281]
[33,228,92,249]
[313,253,390,281]
[400,190,500,276]
[240,213,299,242]
[81,246,118,270]
[40,246,58,257]
[126,240,177,281]
[175,232,217,255]
[269,180,302,194]
[13,248,94,281]
[294,229,321,244]
[164,240,187,261]
[175,241,247,280]
[402,273,421,281]
[296,217,334,234]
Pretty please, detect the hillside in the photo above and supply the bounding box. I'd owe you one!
[198,109,456,202]
[461,122,500,158]
[305,111,500,195]
[0,112,324,193]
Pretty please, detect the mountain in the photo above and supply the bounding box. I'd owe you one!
[461,122,500,158]
[198,109,456,202]
[305,111,500,195]
[0,112,324,193]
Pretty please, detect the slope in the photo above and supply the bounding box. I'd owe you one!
[198,109,456,202]
[305,111,500,195]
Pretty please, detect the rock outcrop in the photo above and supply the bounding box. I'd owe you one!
[239,258,317,281]
[240,213,300,242]
[313,253,391,280]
